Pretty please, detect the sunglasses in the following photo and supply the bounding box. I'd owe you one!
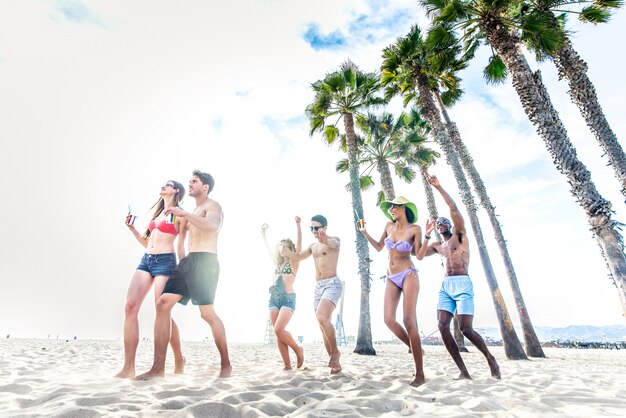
[310,226,324,231]
[164,183,175,188]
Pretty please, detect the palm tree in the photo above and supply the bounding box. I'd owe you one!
[336,108,439,201]
[421,0,626,321]
[426,26,546,356]
[381,25,528,359]
[513,0,626,201]
[306,60,386,355]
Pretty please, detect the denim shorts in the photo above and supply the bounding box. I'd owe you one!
[437,275,475,315]
[136,253,177,277]
[269,292,296,312]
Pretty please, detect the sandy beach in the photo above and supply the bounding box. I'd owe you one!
[1,339,625,417]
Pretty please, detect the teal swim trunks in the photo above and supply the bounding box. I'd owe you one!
[437,275,474,315]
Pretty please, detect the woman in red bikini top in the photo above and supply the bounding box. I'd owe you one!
[115,180,187,379]
[359,196,429,387]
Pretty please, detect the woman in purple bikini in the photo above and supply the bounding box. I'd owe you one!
[359,196,428,386]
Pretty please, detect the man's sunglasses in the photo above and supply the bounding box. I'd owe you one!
[310,226,324,231]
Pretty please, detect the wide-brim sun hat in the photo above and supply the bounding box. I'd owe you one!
[380,196,418,224]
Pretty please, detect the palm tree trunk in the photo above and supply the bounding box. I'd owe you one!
[344,112,376,355]
[416,73,527,359]
[553,38,626,202]
[434,93,545,357]
[420,167,443,244]
[483,15,626,321]
[420,167,467,351]
[377,159,396,200]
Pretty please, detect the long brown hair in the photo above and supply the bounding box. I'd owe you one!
[274,238,296,267]
[143,180,185,238]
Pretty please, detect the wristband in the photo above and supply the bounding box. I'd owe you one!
[424,235,431,240]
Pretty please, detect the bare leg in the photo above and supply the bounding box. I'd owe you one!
[115,270,153,378]
[320,325,332,365]
[402,271,425,386]
[270,310,291,370]
[199,305,231,378]
[383,280,410,347]
[438,310,471,379]
[458,314,500,379]
[169,320,185,373]
[274,308,304,369]
[134,293,181,380]
[316,299,341,374]
[154,275,185,374]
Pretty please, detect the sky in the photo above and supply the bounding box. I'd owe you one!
[0,0,624,345]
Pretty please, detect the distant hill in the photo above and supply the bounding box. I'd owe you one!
[478,325,626,342]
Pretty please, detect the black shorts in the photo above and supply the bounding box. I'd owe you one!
[163,252,219,306]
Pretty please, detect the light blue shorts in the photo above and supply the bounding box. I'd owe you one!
[437,275,474,316]
[314,276,343,311]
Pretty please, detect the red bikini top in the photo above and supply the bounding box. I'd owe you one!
[148,219,178,236]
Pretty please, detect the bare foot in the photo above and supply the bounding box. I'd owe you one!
[454,372,472,380]
[114,368,135,379]
[219,365,232,378]
[295,346,305,369]
[283,366,293,371]
[174,356,186,374]
[410,375,426,387]
[488,356,501,379]
[134,369,164,381]
[329,352,341,375]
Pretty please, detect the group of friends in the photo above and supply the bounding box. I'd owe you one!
[115,170,501,387]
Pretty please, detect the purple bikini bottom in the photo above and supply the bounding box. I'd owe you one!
[387,266,418,289]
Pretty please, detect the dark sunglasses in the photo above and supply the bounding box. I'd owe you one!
[310,226,324,231]
[164,183,175,188]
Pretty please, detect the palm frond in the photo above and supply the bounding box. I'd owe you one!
[336,158,350,173]
[580,5,612,22]
[441,87,464,106]
[594,0,623,8]
[376,190,386,206]
[483,54,508,84]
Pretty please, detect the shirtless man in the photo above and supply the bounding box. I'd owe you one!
[422,175,500,379]
[282,215,343,374]
[135,170,231,380]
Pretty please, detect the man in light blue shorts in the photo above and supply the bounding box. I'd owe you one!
[421,175,500,380]
[282,215,343,374]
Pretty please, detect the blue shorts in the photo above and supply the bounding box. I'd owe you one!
[136,253,177,277]
[437,275,474,316]
[269,292,296,312]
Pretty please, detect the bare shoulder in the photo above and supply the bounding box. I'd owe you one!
[410,223,422,235]
[202,199,222,215]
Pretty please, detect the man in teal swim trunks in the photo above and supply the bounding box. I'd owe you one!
[422,175,501,380]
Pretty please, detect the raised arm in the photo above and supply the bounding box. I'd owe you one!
[317,229,340,249]
[358,221,388,252]
[411,224,425,260]
[282,243,313,261]
[428,175,466,235]
[260,223,274,263]
[291,216,303,273]
[125,213,148,248]
[294,216,302,252]
[416,218,439,258]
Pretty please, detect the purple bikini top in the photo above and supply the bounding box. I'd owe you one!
[384,237,413,252]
